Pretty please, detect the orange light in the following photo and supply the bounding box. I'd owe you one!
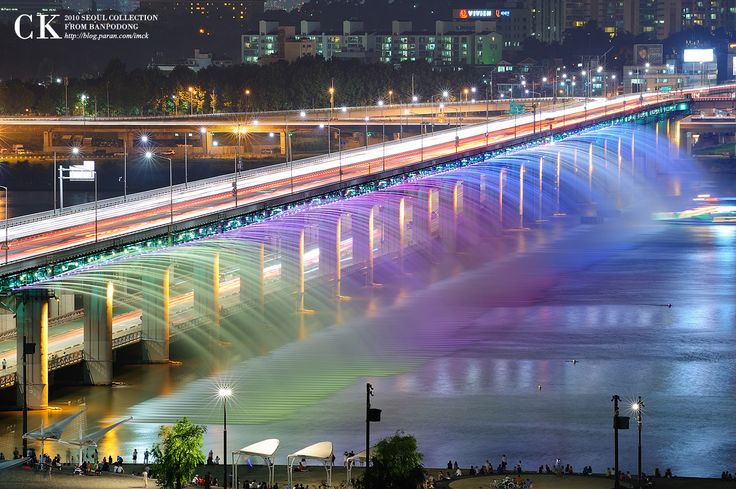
[245,88,251,95]
[328,87,335,94]
[188,86,194,92]
[458,9,469,19]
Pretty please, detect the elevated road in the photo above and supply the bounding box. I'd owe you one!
[0,86,727,289]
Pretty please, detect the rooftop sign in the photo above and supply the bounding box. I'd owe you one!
[454,9,510,19]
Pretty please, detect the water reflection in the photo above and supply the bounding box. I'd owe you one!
[1,125,736,477]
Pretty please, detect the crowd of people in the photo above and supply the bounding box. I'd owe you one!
[427,455,687,489]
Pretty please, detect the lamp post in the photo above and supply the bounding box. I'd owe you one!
[80,94,87,118]
[218,387,233,489]
[188,86,194,115]
[0,186,8,264]
[377,100,385,171]
[144,151,174,239]
[175,132,192,188]
[633,398,644,489]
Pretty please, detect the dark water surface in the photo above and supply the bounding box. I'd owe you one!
[0,133,735,477]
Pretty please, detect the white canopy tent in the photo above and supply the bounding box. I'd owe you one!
[60,416,132,464]
[345,447,374,484]
[23,409,86,463]
[287,441,333,488]
[232,438,279,488]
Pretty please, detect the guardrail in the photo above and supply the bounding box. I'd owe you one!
[3,98,575,230]
[112,331,142,348]
[49,350,83,371]
[0,97,567,123]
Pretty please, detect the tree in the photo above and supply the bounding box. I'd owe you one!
[151,418,207,489]
[355,431,425,489]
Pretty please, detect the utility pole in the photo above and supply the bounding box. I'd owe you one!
[365,383,382,488]
[611,395,630,489]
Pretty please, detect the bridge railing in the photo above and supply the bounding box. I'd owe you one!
[3,90,691,234]
[0,97,569,123]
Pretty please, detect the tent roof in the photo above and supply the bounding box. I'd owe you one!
[62,416,132,447]
[288,441,333,461]
[234,439,279,458]
[346,446,375,463]
[24,409,85,441]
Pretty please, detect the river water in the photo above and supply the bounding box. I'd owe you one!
[0,131,735,478]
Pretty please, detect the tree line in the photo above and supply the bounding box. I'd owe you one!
[0,58,483,116]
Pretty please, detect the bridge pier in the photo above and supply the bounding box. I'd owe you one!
[281,227,306,311]
[411,188,435,252]
[239,241,265,310]
[141,265,171,363]
[353,205,377,285]
[462,174,483,242]
[14,289,50,410]
[439,181,462,252]
[318,213,343,297]
[193,253,221,327]
[384,197,406,271]
[82,281,114,385]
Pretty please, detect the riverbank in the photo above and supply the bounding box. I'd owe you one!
[2,465,732,489]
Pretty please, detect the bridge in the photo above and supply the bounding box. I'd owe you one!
[0,84,731,410]
[0,99,553,158]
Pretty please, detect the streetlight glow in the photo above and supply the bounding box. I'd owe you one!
[218,387,233,398]
[144,151,153,159]
[411,95,418,102]
[377,100,384,106]
[200,127,207,134]
[140,135,149,143]
[71,147,80,155]
[299,110,306,118]
[442,90,449,98]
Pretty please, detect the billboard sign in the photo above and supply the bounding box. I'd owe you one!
[69,161,95,181]
[454,9,510,19]
[634,44,663,65]
[684,48,714,63]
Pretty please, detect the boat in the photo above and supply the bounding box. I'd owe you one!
[653,194,736,224]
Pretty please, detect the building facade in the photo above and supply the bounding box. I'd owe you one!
[241,20,502,67]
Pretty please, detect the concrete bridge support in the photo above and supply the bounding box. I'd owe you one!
[411,188,435,250]
[82,281,113,385]
[239,241,265,309]
[384,197,406,270]
[14,289,50,410]
[353,205,376,285]
[281,227,306,311]
[439,181,462,252]
[318,214,343,297]
[141,265,171,363]
[193,253,221,326]
[462,174,483,242]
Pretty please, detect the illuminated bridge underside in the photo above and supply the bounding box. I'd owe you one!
[2,88,720,293]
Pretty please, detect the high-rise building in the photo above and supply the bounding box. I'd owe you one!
[241,19,503,67]
[529,0,565,42]
[681,0,736,32]
[140,0,265,20]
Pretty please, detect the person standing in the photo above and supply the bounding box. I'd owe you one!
[143,449,149,465]
[133,449,138,464]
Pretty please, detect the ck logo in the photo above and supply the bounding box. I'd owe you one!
[14,14,61,40]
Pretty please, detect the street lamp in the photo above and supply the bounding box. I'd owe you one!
[144,151,174,240]
[80,94,88,118]
[0,186,8,264]
[218,387,233,489]
[633,398,644,489]
[321,125,343,185]
[188,86,195,115]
